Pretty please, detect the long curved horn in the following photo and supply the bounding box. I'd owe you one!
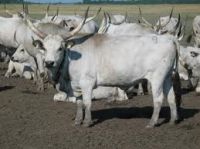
[25,19,47,39]
[124,11,128,23]
[51,7,59,21]
[176,21,185,41]
[45,3,50,18]
[174,13,181,31]
[98,12,108,34]
[85,7,101,23]
[14,31,19,46]
[156,16,162,32]
[138,7,153,28]
[63,7,89,40]
[160,8,174,28]
[106,12,111,24]
[155,8,174,31]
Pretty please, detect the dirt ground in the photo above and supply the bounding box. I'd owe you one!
[0,63,200,149]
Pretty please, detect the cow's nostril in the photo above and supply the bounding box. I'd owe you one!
[11,57,14,61]
[45,61,54,67]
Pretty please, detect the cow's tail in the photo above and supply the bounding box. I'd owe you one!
[172,38,182,118]
[172,38,180,76]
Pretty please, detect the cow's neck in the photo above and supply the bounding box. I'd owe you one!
[48,51,67,85]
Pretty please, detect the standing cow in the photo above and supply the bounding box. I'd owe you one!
[26,10,181,128]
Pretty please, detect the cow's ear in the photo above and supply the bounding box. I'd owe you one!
[32,37,44,49]
[32,40,44,49]
[190,51,199,57]
[63,40,75,49]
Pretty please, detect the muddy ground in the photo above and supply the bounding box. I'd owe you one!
[0,63,200,149]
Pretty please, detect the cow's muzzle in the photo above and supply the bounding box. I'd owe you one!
[45,61,55,68]
[11,56,19,62]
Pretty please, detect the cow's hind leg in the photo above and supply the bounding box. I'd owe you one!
[146,79,164,128]
[164,75,178,124]
[137,82,145,96]
[195,79,200,95]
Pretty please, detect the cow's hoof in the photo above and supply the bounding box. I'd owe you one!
[53,93,67,102]
[145,124,155,129]
[146,121,157,128]
[74,119,82,126]
[137,92,145,96]
[83,120,93,127]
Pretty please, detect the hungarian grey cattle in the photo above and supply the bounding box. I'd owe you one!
[10,40,128,102]
[192,16,200,48]
[27,9,181,128]
[0,9,97,90]
[41,7,101,34]
[5,44,37,80]
[139,8,183,39]
[0,14,46,90]
[13,8,128,102]
[179,46,200,93]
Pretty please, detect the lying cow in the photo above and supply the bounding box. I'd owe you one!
[179,45,200,94]
[6,44,37,81]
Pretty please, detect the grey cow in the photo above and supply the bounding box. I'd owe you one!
[26,7,181,128]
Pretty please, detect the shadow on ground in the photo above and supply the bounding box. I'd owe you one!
[92,106,199,126]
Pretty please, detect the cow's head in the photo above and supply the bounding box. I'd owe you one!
[155,16,180,35]
[182,47,200,77]
[27,7,89,69]
[11,44,31,63]
[138,8,183,38]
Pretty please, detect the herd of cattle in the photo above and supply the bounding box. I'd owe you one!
[0,5,200,128]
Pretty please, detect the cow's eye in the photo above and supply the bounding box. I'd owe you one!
[58,48,62,51]
[21,49,25,52]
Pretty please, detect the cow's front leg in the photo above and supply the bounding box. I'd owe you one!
[36,70,45,92]
[80,78,94,127]
[36,53,45,77]
[82,88,93,127]
[75,97,83,126]
[5,60,15,78]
